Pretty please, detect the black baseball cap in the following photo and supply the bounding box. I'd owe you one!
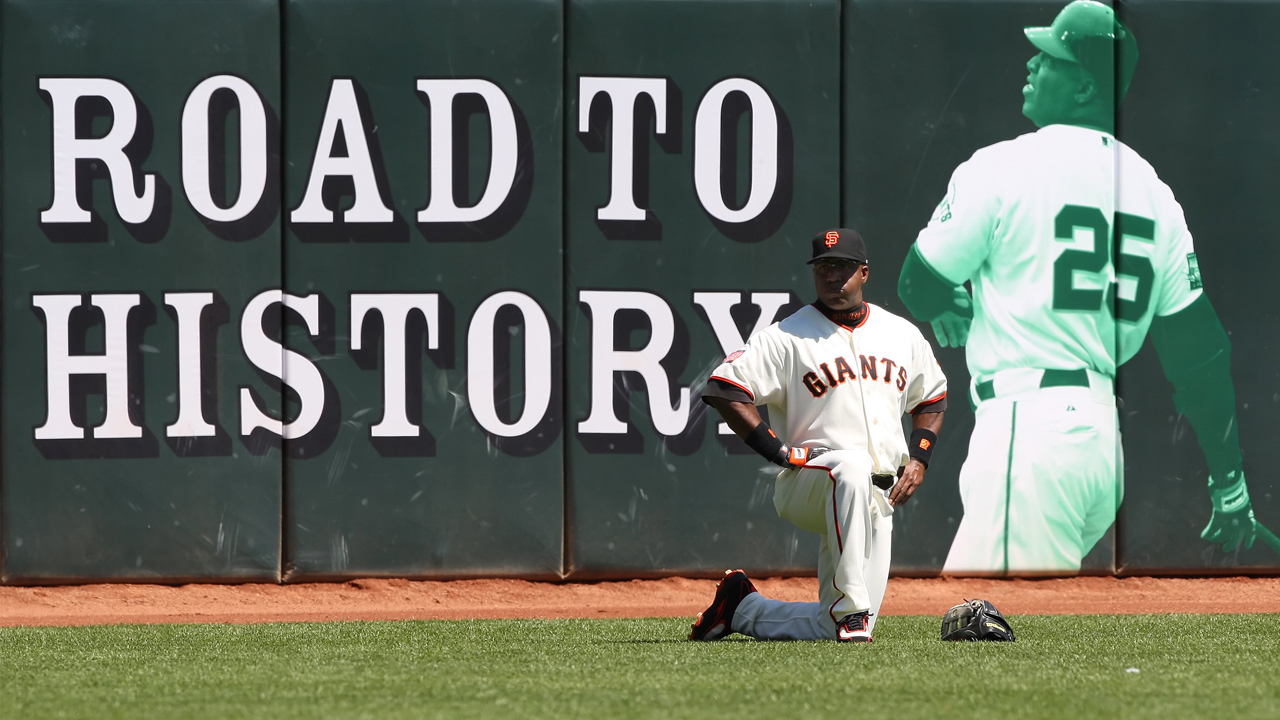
[807,228,868,265]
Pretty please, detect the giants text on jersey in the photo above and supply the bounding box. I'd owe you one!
[709,303,947,475]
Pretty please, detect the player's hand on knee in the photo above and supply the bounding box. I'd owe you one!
[1201,472,1258,552]
[888,459,926,506]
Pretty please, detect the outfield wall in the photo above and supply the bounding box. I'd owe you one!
[2,0,1276,583]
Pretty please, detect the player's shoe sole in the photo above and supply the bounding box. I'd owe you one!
[688,569,757,641]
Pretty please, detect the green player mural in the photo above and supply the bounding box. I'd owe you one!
[897,0,1275,573]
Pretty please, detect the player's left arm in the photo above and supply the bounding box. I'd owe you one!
[892,329,950,506]
[1151,295,1258,552]
[891,409,945,507]
[1147,203,1260,552]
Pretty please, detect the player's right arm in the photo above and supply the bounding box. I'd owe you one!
[898,155,1001,346]
[701,330,812,468]
[702,396,808,468]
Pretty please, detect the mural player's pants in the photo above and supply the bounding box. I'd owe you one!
[944,370,1122,574]
[732,451,893,640]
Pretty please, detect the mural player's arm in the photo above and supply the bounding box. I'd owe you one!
[1152,294,1258,552]
[899,247,971,347]
[897,158,996,344]
[1141,188,1261,554]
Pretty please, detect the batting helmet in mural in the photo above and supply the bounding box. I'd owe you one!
[1024,0,1139,100]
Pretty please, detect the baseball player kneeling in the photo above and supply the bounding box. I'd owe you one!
[691,229,948,643]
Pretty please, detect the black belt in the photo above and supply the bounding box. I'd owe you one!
[803,448,895,489]
[974,368,1091,403]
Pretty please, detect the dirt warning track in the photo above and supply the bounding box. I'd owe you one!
[2,576,1276,627]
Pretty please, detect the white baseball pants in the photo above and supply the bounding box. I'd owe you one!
[731,450,893,640]
[944,385,1122,574]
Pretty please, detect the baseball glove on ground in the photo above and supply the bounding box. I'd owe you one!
[940,599,1016,642]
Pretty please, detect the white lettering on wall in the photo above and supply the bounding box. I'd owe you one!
[349,293,440,438]
[291,79,393,224]
[40,78,155,225]
[239,290,327,439]
[577,77,669,222]
[578,290,690,437]
[181,75,269,223]
[467,291,552,438]
[693,78,779,223]
[165,292,218,438]
[33,293,143,440]
[416,79,519,224]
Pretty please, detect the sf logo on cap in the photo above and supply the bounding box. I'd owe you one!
[824,231,840,247]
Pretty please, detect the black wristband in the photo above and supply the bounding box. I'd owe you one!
[744,423,789,467]
[909,428,938,467]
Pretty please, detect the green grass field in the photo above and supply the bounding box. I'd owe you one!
[2,615,1278,719]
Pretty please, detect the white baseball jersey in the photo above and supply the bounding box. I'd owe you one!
[708,303,947,475]
[915,124,1203,379]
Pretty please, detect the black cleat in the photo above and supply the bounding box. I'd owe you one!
[688,569,757,641]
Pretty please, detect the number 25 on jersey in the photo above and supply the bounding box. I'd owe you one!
[1052,204,1154,323]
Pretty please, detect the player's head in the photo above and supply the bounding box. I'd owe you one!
[1021,0,1138,129]
[808,228,869,311]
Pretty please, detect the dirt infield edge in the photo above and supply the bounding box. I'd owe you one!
[2,576,1277,627]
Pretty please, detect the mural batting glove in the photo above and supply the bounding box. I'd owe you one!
[1201,470,1258,552]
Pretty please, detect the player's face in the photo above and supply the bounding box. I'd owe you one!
[812,259,869,311]
[1022,52,1082,127]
